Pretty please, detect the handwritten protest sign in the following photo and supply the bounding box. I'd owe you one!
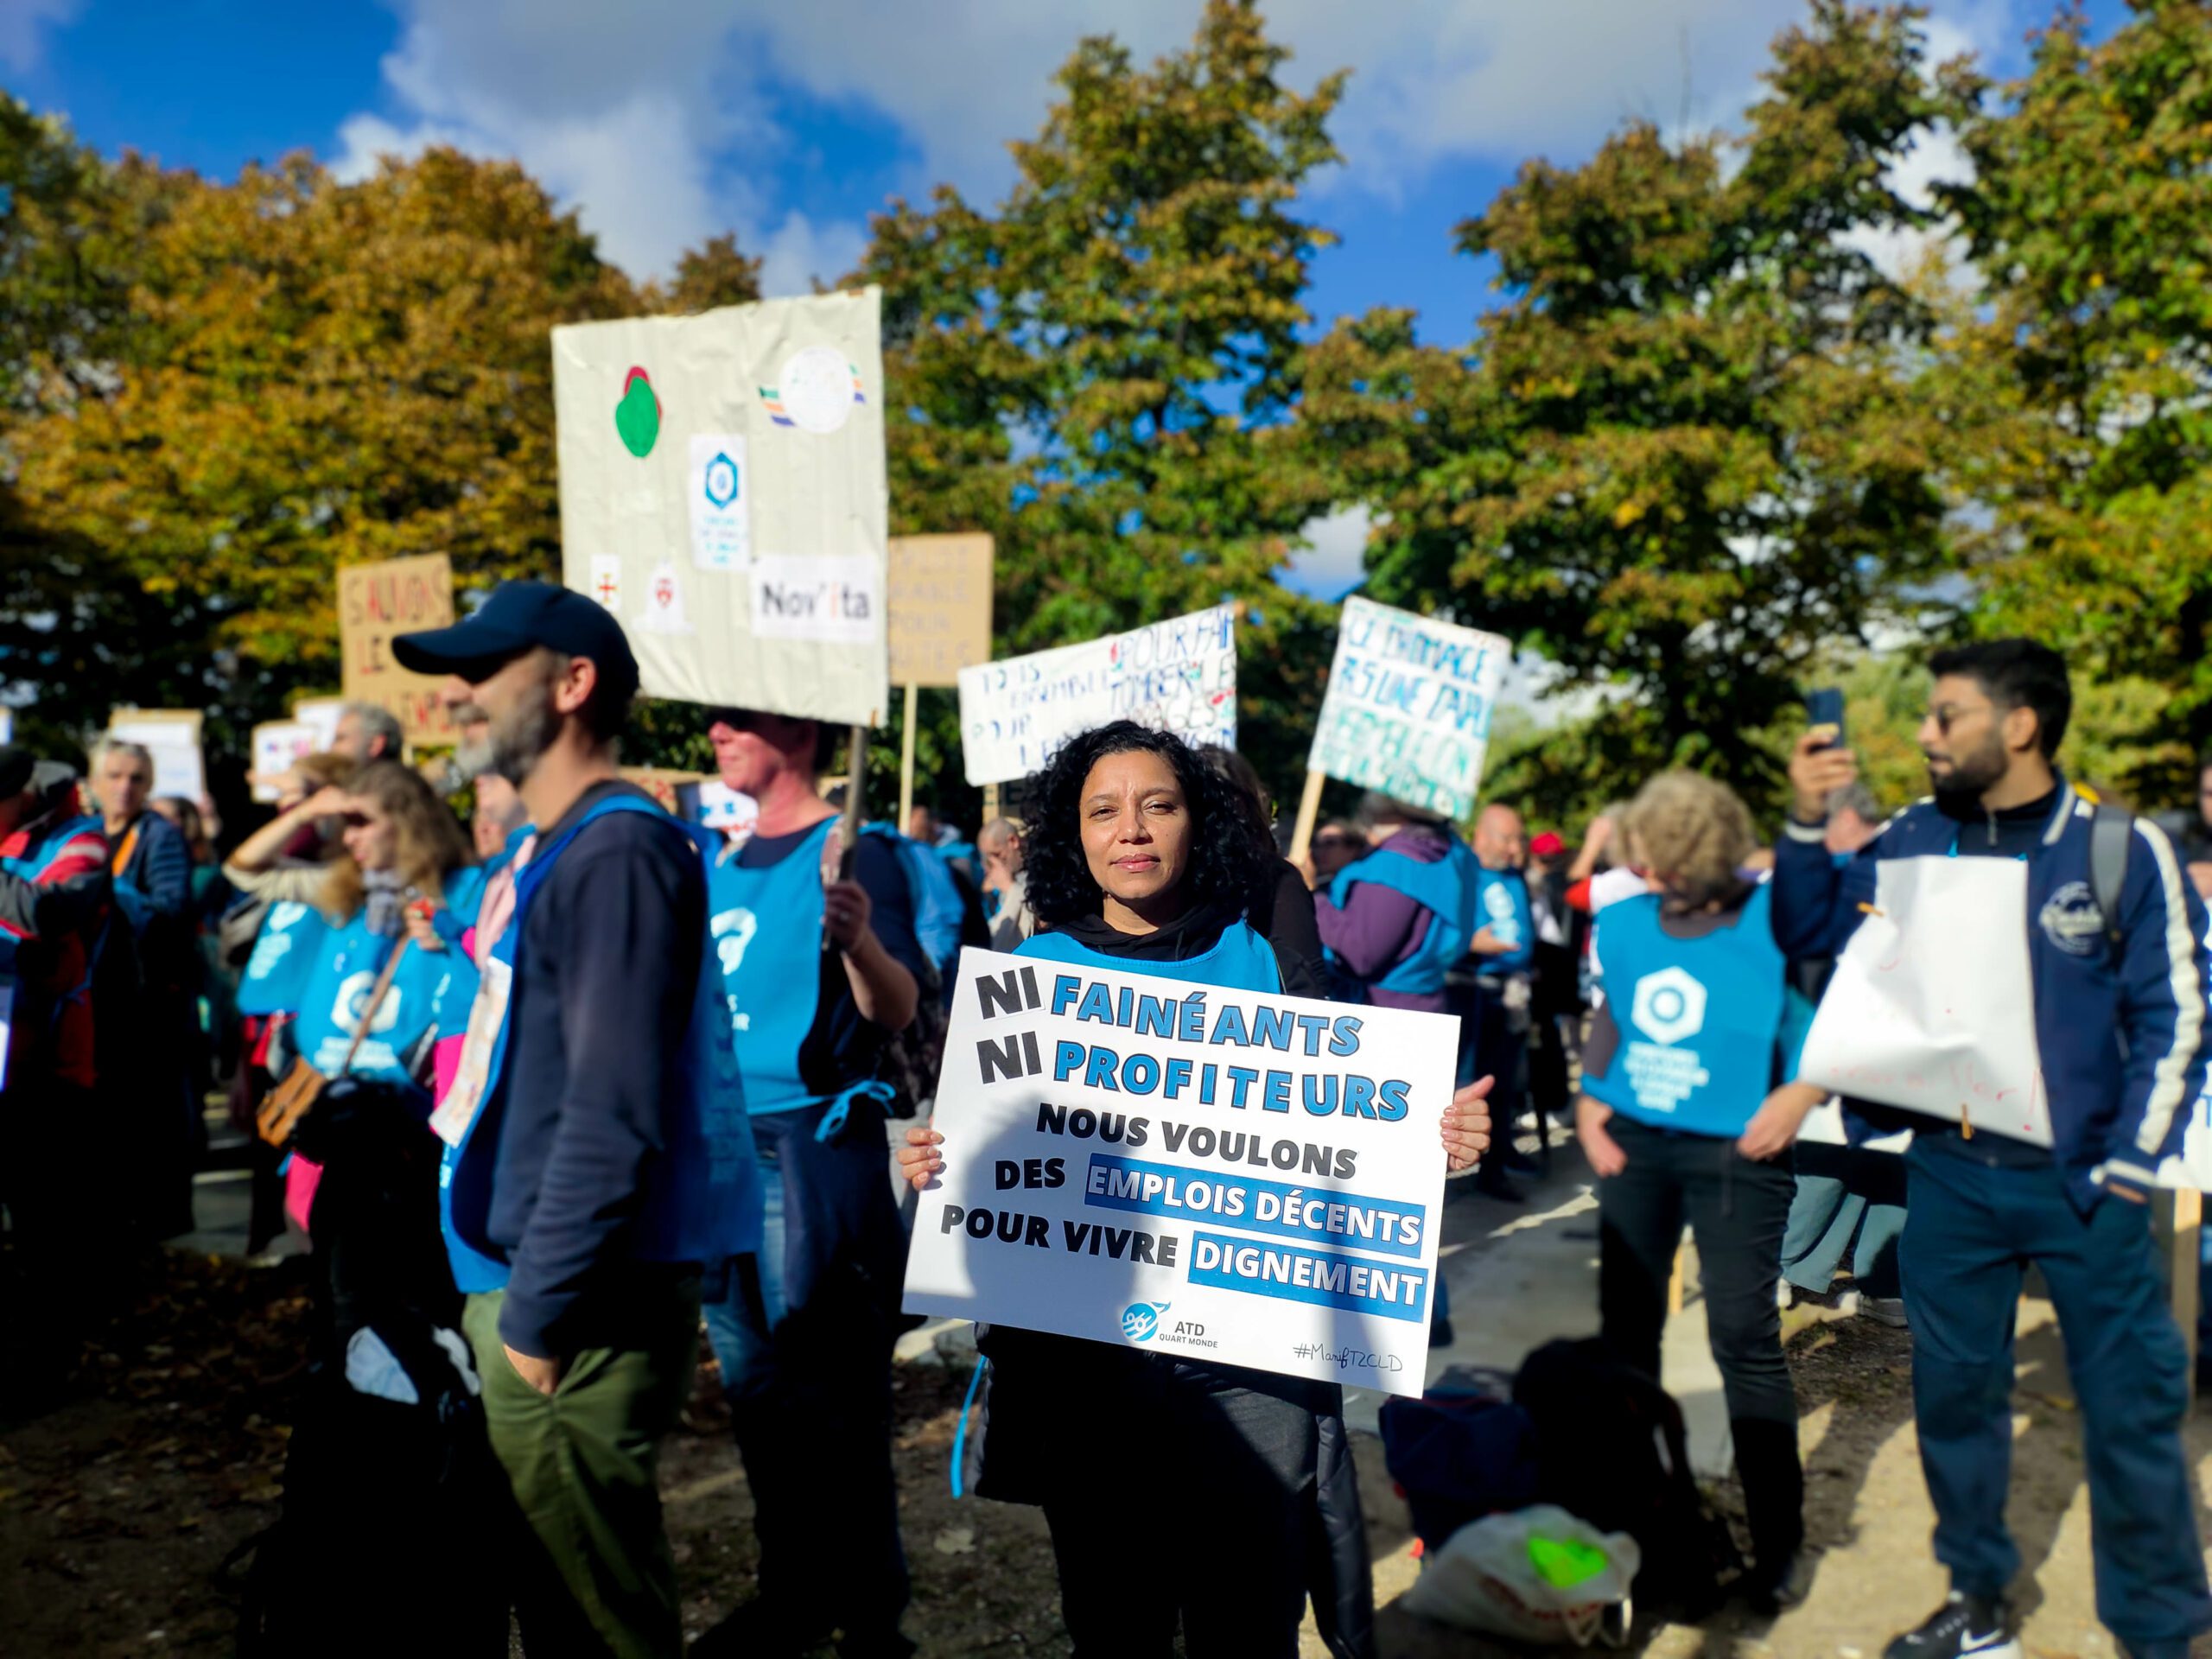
[888,534,995,688]
[956,607,1236,786]
[108,709,206,803]
[1797,857,2051,1144]
[902,948,1458,1395]
[1307,597,1510,823]
[250,721,318,803]
[553,289,889,726]
[338,555,457,744]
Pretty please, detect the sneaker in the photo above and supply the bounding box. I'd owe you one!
[1859,1295,1910,1329]
[1883,1592,2019,1659]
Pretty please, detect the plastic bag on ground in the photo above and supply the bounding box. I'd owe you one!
[1401,1502,1638,1648]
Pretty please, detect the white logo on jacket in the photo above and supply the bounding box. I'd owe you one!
[2037,881,2104,958]
[332,970,403,1037]
[1629,966,1707,1046]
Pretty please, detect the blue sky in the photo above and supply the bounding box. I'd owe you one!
[1,0,2135,594]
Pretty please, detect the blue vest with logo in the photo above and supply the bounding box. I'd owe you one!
[1017,918,1283,995]
[1581,883,1795,1138]
[1473,868,1535,975]
[1326,836,1480,995]
[868,824,964,985]
[236,900,331,1017]
[709,817,903,1125]
[289,867,486,1086]
[442,795,764,1293]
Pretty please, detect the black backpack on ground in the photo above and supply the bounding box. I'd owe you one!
[1512,1337,1739,1617]
[1377,1365,1541,1555]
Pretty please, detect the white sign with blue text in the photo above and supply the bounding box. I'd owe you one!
[1308,596,1510,823]
[901,948,1459,1395]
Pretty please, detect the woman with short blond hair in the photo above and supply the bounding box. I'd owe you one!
[1574,768,1820,1613]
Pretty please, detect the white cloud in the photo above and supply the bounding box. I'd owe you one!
[328,1,2023,282]
[759,210,869,299]
[1279,504,1372,600]
[0,0,79,74]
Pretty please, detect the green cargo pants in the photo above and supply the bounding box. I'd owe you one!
[464,1279,701,1659]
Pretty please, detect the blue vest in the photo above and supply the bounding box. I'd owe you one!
[1582,883,1794,1138]
[1473,868,1535,975]
[236,900,331,1017]
[868,824,964,985]
[290,870,486,1087]
[423,861,502,1045]
[1017,918,1283,995]
[1327,836,1480,995]
[442,794,764,1292]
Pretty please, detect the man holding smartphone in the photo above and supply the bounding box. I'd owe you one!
[1772,639,2209,1659]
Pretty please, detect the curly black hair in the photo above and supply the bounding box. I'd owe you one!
[1022,721,1279,928]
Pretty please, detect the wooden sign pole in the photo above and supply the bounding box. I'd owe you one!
[983,782,1001,823]
[897,683,919,833]
[1287,767,1327,864]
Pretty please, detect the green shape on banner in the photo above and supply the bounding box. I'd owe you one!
[615,366,660,458]
[1527,1534,1610,1589]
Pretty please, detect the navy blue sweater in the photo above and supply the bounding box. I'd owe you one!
[489,781,704,1356]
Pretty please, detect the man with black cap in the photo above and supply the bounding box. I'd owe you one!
[1,748,112,1402]
[394,582,763,1659]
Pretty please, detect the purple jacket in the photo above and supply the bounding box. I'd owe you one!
[1313,827,1451,1014]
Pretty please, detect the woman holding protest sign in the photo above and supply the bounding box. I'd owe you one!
[1573,770,1819,1612]
[898,721,1491,1659]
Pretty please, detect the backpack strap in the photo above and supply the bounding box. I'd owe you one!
[2088,803,2133,964]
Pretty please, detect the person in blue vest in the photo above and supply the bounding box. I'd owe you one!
[1575,769,1820,1614]
[693,705,924,1659]
[393,582,765,1659]
[1464,804,1539,1179]
[898,722,1494,1659]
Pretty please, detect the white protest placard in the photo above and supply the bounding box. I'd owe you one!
[956,607,1236,786]
[250,721,317,803]
[294,698,346,754]
[1796,857,2052,1144]
[902,948,1458,1395]
[696,781,759,834]
[553,290,888,726]
[108,709,206,804]
[1309,596,1510,822]
[0,708,12,745]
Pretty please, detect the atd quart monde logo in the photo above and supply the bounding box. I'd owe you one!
[1121,1301,1168,1342]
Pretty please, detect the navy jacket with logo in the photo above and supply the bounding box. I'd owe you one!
[1771,781,2209,1205]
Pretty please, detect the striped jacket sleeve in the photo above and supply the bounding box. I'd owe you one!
[0,823,110,942]
[2103,818,2211,1194]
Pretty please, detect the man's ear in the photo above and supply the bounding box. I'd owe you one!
[2001,702,2041,757]
[551,655,599,719]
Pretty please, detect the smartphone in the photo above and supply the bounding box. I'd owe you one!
[1803,687,1846,751]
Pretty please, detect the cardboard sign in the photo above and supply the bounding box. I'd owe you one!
[552,290,889,726]
[888,534,995,688]
[292,698,346,756]
[1797,857,2051,1145]
[957,606,1236,786]
[1309,597,1510,823]
[902,948,1458,1395]
[251,721,318,803]
[107,709,206,804]
[338,555,457,744]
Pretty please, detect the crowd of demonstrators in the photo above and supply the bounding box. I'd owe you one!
[899,722,1492,1659]
[1780,639,2211,1659]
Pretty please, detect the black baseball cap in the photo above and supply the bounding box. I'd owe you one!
[393,579,639,702]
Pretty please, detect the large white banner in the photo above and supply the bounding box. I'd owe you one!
[1309,596,1510,822]
[956,606,1236,786]
[902,948,1459,1395]
[1797,857,2052,1145]
[553,290,889,726]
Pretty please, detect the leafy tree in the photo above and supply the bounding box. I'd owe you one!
[854,0,1346,805]
[1305,2,1970,806]
[645,232,763,314]
[1942,0,2212,802]
[9,147,637,762]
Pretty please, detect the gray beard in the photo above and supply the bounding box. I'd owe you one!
[488,695,560,786]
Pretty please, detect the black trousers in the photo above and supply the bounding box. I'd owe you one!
[1598,1116,1802,1571]
[1042,1362,1323,1659]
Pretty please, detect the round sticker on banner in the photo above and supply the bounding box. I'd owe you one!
[775,344,861,435]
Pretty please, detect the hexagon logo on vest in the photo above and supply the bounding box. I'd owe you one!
[1629,966,1707,1046]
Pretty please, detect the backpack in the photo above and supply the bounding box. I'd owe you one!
[1377,1366,1541,1554]
[1512,1338,1738,1617]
